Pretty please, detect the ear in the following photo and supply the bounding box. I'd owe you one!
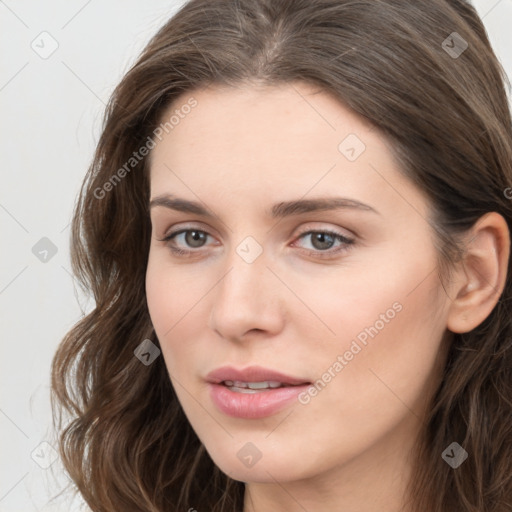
[446,212,510,334]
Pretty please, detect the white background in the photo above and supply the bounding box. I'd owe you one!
[1,0,511,510]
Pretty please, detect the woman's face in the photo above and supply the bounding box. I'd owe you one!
[146,82,452,487]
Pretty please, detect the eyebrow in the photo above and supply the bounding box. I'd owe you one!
[149,194,379,219]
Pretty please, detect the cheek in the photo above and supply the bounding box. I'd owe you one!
[145,253,212,373]
[146,258,171,334]
[293,239,447,415]
[303,266,447,429]
[146,249,202,326]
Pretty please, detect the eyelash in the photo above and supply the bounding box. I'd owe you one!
[158,227,355,260]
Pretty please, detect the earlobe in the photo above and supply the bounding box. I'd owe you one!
[446,212,510,334]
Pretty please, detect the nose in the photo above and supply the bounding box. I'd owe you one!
[208,246,285,343]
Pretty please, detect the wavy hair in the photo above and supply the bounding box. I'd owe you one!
[51,0,512,510]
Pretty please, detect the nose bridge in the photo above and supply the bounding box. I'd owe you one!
[208,235,282,338]
[217,237,268,307]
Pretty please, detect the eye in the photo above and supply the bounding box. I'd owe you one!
[292,229,355,258]
[159,228,213,256]
[158,227,355,259]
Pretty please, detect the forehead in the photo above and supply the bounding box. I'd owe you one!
[148,82,428,220]
[150,81,375,164]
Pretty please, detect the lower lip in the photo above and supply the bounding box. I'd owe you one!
[208,383,310,419]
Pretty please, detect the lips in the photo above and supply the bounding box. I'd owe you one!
[206,365,311,419]
[206,365,310,387]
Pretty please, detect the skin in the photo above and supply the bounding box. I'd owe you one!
[145,81,510,511]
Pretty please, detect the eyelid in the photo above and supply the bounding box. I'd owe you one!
[294,222,355,240]
[158,221,218,240]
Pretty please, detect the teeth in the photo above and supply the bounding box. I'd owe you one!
[248,381,282,389]
[223,380,284,390]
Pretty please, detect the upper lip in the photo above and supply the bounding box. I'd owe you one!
[206,365,311,386]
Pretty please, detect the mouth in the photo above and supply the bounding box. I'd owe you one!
[206,365,312,419]
[221,380,305,393]
[206,365,310,386]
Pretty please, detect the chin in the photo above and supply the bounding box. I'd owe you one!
[203,439,316,484]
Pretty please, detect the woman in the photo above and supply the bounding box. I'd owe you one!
[51,0,512,510]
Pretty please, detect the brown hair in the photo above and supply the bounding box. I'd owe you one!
[51,0,512,510]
